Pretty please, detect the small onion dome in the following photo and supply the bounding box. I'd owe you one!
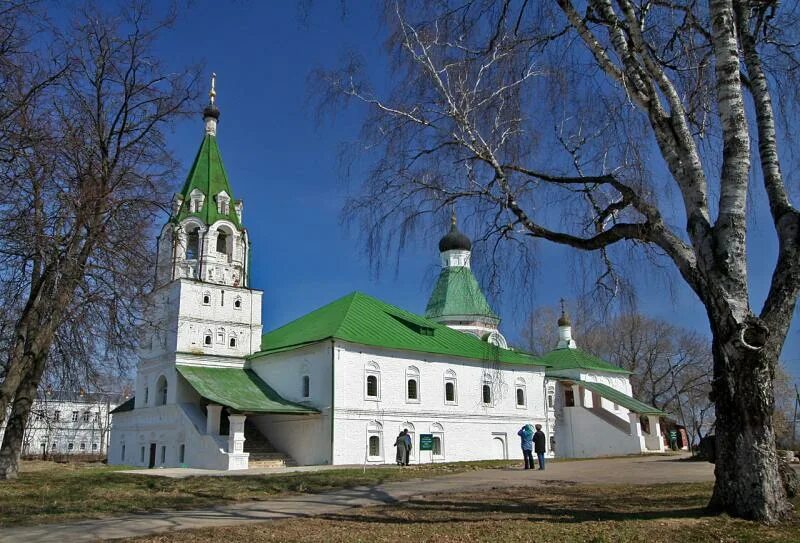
[203,103,220,120]
[558,310,571,327]
[438,222,471,252]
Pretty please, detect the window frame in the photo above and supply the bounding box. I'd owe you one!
[366,421,383,462]
[515,379,527,409]
[482,383,492,406]
[302,375,310,398]
[364,362,381,401]
[405,366,420,404]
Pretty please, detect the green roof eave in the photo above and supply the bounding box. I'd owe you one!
[540,347,631,375]
[256,291,541,367]
[558,378,665,415]
[176,365,317,414]
[424,267,498,320]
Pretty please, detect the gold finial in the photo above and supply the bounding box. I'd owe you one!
[209,72,217,105]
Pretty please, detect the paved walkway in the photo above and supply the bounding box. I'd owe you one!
[1,455,714,543]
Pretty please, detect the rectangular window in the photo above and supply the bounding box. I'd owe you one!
[140,446,145,463]
[53,410,60,421]
[179,444,185,464]
[80,443,86,451]
[68,443,74,451]
[83,411,91,422]
[94,412,101,422]
[564,389,575,407]
[71,411,79,422]
[92,443,98,451]
[302,376,310,398]
[160,445,166,464]
[368,435,380,457]
[122,444,126,462]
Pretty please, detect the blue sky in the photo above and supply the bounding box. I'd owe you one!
[137,1,798,377]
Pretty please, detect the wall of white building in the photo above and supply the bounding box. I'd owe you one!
[249,343,333,466]
[330,341,550,465]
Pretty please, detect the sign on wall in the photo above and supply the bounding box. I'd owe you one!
[419,433,434,451]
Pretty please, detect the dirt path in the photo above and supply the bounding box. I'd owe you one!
[0,455,714,543]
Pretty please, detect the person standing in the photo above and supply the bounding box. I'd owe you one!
[517,424,534,469]
[394,430,409,466]
[403,430,413,465]
[533,424,546,470]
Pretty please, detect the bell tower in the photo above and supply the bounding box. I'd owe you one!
[134,74,263,409]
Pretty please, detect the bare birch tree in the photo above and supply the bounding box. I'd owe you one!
[319,0,800,521]
[0,2,199,479]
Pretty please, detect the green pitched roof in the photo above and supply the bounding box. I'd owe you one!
[564,379,665,415]
[175,134,241,228]
[254,291,538,366]
[176,365,317,414]
[425,267,498,321]
[540,347,631,375]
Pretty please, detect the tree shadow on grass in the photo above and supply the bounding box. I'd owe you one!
[314,487,712,526]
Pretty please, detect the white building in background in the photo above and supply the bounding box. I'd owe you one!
[109,77,665,471]
[0,391,123,457]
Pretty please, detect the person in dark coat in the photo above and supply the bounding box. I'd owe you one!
[517,424,534,469]
[394,429,409,466]
[533,424,547,470]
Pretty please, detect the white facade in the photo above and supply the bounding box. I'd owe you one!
[247,341,550,466]
[1,393,121,457]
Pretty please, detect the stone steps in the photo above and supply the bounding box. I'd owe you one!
[248,452,296,468]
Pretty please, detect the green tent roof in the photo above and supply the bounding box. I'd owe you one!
[254,291,538,366]
[540,347,631,375]
[425,266,498,320]
[563,379,665,415]
[175,134,241,228]
[176,365,317,414]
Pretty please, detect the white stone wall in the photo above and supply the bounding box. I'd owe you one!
[1,397,118,456]
[249,343,333,465]
[330,341,549,465]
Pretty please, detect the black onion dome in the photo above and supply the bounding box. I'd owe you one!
[558,310,571,327]
[438,223,472,252]
[203,103,220,120]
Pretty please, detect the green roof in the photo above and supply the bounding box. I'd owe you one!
[565,379,665,415]
[175,134,241,228]
[255,291,538,366]
[176,365,317,414]
[425,266,498,320]
[540,347,631,375]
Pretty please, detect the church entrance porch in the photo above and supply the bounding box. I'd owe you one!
[554,379,666,458]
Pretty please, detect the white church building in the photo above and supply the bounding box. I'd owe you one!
[108,80,665,470]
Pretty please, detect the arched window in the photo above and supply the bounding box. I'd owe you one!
[515,378,526,408]
[547,385,555,409]
[444,369,457,405]
[186,228,200,260]
[229,333,237,348]
[156,375,168,406]
[233,297,242,310]
[482,384,492,405]
[367,421,383,461]
[430,423,444,459]
[202,291,211,305]
[406,366,420,402]
[365,362,380,400]
[366,375,378,397]
[368,435,380,457]
[302,375,310,398]
[204,330,212,346]
[216,230,228,254]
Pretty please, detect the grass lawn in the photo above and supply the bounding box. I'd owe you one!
[0,459,514,526]
[123,483,800,543]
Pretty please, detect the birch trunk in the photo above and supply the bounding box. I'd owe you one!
[708,333,791,520]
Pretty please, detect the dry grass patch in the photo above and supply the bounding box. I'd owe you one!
[124,483,800,543]
[0,459,514,526]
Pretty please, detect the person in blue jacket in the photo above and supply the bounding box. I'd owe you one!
[517,424,534,469]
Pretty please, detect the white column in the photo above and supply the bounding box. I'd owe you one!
[628,412,642,437]
[645,415,665,451]
[227,414,246,454]
[206,404,222,435]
